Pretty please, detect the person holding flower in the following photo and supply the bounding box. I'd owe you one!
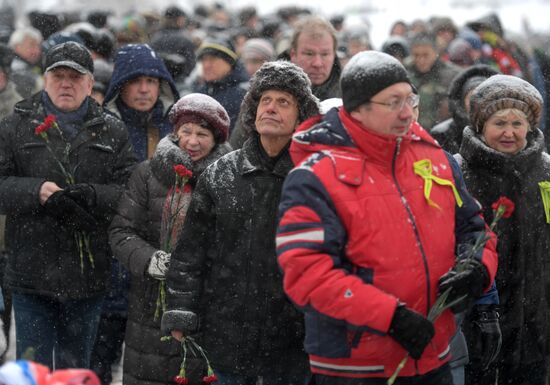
[275,51,498,384]
[0,41,136,369]
[457,74,550,385]
[162,61,320,385]
[109,93,231,385]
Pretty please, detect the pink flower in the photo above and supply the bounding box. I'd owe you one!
[202,374,218,383]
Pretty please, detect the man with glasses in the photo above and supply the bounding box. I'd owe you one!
[276,51,498,384]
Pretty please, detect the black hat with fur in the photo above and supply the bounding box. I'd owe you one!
[239,60,320,133]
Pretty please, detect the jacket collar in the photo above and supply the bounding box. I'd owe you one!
[239,133,293,177]
[150,134,232,187]
[460,126,545,176]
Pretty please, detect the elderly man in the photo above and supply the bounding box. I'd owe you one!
[289,15,342,101]
[162,61,319,384]
[276,51,498,384]
[0,41,136,369]
[8,26,43,98]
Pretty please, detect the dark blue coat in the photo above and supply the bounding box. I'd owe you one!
[192,63,249,134]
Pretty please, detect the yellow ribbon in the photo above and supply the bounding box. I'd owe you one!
[538,181,550,224]
[413,159,463,209]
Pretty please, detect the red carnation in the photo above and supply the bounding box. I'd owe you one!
[174,164,193,179]
[202,374,218,383]
[44,114,56,128]
[35,123,48,135]
[491,196,515,219]
[173,376,189,384]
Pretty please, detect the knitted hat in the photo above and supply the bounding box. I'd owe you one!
[197,38,238,67]
[241,38,275,62]
[340,51,411,112]
[169,93,230,143]
[469,74,543,132]
[239,60,320,132]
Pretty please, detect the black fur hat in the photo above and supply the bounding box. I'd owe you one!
[239,60,320,132]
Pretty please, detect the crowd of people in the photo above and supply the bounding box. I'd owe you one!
[0,3,548,385]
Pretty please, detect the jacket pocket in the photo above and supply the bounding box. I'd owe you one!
[304,312,351,358]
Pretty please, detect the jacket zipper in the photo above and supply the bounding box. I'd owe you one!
[391,137,432,371]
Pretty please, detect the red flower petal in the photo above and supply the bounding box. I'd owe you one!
[491,196,515,218]
[202,374,218,383]
[174,164,193,179]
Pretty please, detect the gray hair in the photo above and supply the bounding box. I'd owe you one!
[8,27,43,48]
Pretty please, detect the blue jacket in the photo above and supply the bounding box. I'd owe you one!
[104,44,179,161]
[192,63,249,134]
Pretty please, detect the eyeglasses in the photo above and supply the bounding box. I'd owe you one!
[369,94,420,111]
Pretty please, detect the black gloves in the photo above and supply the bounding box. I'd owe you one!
[44,191,98,232]
[468,304,502,370]
[438,258,489,313]
[64,184,96,210]
[388,305,435,359]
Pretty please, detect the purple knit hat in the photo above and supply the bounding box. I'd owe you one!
[169,93,230,143]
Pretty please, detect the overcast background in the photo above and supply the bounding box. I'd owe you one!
[3,0,550,48]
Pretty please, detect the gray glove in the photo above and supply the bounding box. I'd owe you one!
[147,250,171,280]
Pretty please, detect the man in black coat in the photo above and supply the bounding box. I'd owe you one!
[162,61,319,384]
[0,42,136,369]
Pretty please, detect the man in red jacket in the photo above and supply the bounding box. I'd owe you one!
[276,51,498,384]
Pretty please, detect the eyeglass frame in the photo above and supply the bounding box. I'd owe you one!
[368,93,420,111]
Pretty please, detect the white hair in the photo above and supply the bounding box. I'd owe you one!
[8,27,43,48]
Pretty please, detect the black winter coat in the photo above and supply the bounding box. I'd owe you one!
[109,135,231,385]
[162,135,308,380]
[459,126,550,369]
[0,93,136,299]
[192,64,249,134]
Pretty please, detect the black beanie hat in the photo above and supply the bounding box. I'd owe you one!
[340,51,411,112]
[197,38,238,67]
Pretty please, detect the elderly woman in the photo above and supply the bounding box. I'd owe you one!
[108,93,232,385]
[458,75,550,385]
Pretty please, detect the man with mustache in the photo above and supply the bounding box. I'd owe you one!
[97,43,179,384]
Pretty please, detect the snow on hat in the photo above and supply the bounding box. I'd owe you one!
[197,38,238,67]
[0,360,50,385]
[239,60,320,132]
[169,93,230,143]
[469,74,543,132]
[241,38,275,62]
[45,41,94,74]
[340,51,411,112]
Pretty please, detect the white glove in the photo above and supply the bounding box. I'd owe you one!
[147,250,171,280]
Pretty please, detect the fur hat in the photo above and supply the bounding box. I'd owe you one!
[239,60,320,132]
[469,74,543,132]
[340,51,411,112]
[169,93,230,143]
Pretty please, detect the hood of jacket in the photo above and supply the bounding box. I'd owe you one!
[149,134,232,187]
[448,65,500,133]
[103,44,179,116]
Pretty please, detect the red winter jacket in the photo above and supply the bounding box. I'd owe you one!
[276,107,498,378]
